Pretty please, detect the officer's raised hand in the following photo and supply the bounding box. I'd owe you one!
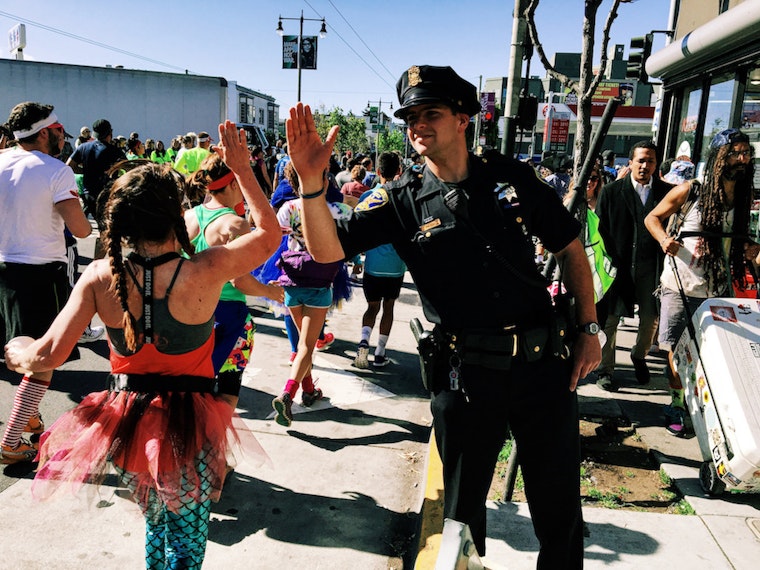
[285,103,346,264]
[286,103,339,193]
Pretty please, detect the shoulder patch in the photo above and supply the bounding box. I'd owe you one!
[495,183,519,206]
[355,187,390,212]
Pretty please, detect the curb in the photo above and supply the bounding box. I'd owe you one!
[413,429,444,569]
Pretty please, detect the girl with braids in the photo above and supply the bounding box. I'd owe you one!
[3,121,281,568]
[645,128,760,436]
[185,152,284,410]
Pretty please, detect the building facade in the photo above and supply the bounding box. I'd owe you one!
[648,0,760,186]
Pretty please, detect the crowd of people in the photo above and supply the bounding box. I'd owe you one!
[1,60,758,568]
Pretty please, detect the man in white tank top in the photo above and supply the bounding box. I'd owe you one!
[645,128,759,436]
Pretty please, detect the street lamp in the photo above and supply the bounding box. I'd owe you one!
[366,98,393,168]
[277,10,327,102]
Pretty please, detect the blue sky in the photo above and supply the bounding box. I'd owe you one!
[0,1,669,120]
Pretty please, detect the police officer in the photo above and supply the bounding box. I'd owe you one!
[286,65,601,568]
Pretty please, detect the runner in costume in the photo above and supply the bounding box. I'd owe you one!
[185,152,283,408]
[4,121,281,568]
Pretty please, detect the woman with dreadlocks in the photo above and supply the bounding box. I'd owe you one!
[3,121,281,568]
[645,128,760,436]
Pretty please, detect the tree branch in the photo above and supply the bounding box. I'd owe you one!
[585,0,625,100]
[525,0,578,93]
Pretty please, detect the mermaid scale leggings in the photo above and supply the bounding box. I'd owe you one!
[115,448,216,569]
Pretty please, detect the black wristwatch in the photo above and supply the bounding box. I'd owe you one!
[578,322,601,335]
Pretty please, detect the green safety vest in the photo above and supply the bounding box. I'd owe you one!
[585,208,617,303]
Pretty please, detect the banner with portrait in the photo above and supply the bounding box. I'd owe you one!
[282,35,318,70]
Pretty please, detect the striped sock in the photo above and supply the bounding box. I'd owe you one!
[2,375,50,449]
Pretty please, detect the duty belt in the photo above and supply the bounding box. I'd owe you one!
[440,324,557,370]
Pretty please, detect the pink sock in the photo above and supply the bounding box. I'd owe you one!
[302,374,314,393]
[2,375,50,448]
[285,379,299,399]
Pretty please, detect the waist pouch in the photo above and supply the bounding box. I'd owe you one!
[277,250,341,288]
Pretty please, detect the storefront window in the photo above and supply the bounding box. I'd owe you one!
[700,74,736,165]
[741,65,760,190]
[674,85,701,164]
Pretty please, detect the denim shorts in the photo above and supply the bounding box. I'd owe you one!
[284,285,333,308]
[658,287,707,351]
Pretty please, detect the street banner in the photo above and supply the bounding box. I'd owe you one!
[282,35,298,69]
[282,36,318,70]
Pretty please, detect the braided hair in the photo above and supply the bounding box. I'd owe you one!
[696,142,755,293]
[100,163,194,351]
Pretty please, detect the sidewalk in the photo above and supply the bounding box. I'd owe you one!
[415,316,760,569]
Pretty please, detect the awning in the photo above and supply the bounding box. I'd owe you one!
[646,0,760,80]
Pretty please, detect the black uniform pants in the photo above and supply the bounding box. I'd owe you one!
[431,354,583,568]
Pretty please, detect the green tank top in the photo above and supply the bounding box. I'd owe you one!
[190,204,246,303]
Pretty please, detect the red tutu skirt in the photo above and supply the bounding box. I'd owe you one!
[32,387,269,517]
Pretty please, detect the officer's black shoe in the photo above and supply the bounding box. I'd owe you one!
[631,357,650,385]
[596,373,617,392]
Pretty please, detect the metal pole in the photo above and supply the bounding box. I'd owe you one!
[474,75,482,150]
[501,0,528,156]
[376,98,381,167]
[297,10,304,102]
[502,440,519,501]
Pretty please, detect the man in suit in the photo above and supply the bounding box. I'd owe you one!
[595,140,672,391]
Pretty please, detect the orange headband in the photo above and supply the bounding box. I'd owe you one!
[207,171,235,191]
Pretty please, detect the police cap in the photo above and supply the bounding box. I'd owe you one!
[394,65,481,120]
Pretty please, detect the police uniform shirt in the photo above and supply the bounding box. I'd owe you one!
[335,153,580,331]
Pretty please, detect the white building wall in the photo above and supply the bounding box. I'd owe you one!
[1,59,236,145]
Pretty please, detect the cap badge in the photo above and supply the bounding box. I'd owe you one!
[408,66,421,87]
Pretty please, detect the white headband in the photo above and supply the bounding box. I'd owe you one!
[198,135,210,143]
[12,112,58,139]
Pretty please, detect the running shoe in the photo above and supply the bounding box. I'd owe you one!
[372,354,389,367]
[288,351,297,364]
[631,356,651,385]
[596,373,617,392]
[24,412,45,434]
[1,438,38,464]
[301,387,324,407]
[315,332,335,351]
[79,325,105,344]
[664,404,691,437]
[354,341,370,369]
[272,393,294,427]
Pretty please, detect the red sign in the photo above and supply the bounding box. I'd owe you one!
[550,118,570,143]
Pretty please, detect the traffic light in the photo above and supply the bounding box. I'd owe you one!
[517,95,538,131]
[626,33,654,83]
[482,110,494,123]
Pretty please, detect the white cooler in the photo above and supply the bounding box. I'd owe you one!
[673,297,760,495]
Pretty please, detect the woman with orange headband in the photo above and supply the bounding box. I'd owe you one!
[185,153,284,410]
